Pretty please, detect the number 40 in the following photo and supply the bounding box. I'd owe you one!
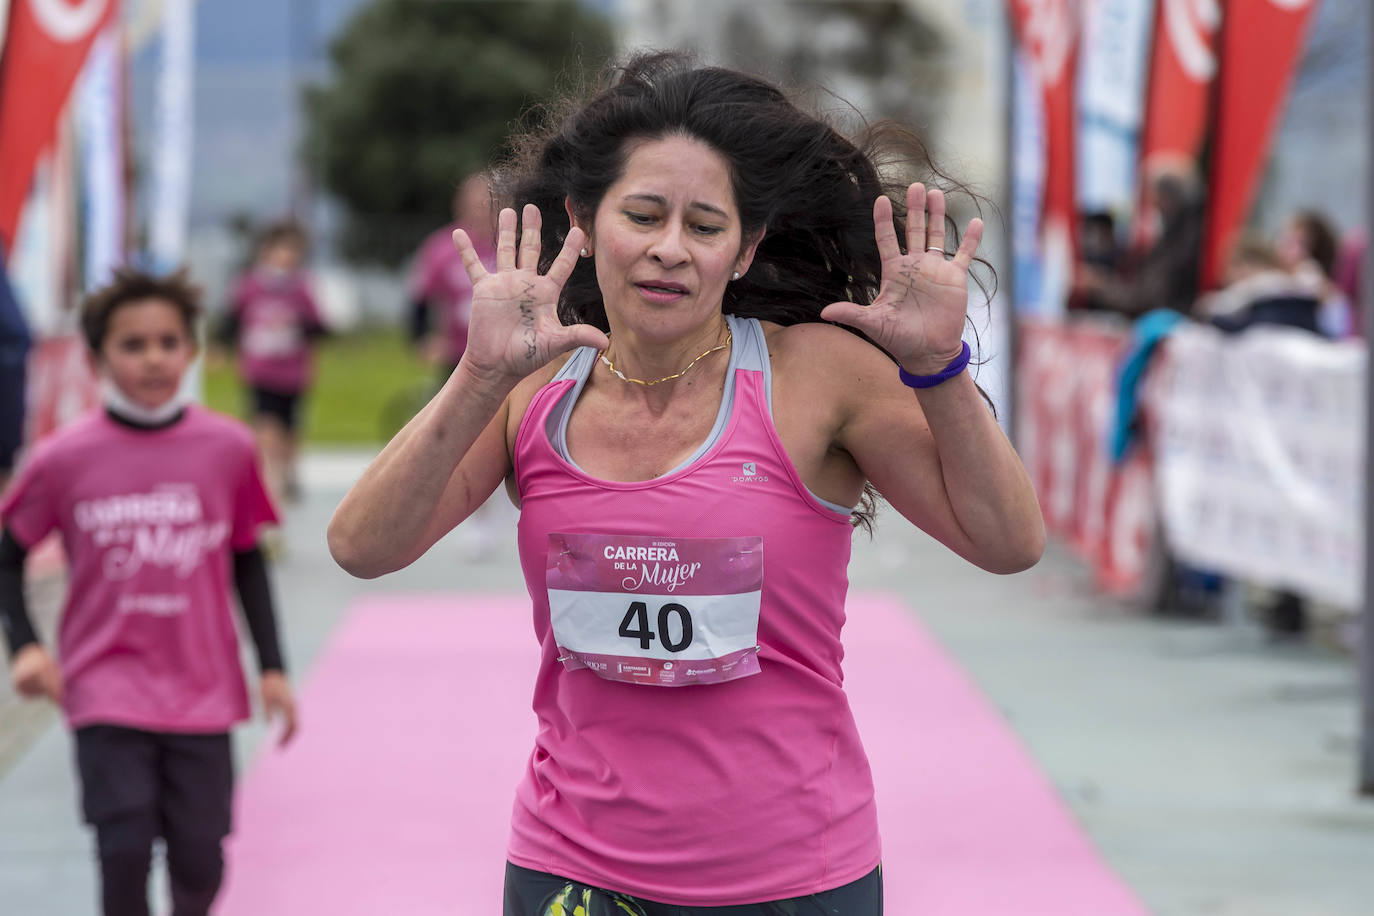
[618,601,693,653]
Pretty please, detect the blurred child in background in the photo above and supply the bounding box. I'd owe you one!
[407,173,495,376]
[0,268,295,916]
[405,175,509,557]
[220,221,326,506]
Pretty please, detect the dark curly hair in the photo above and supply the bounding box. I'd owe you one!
[81,267,203,353]
[497,51,995,528]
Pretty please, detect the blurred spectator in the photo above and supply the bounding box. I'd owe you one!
[1069,210,1121,312]
[1200,238,1321,336]
[0,249,29,494]
[218,222,327,508]
[407,173,496,377]
[1275,209,1352,338]
[1198,225,1344,638]
[1276,209,1337,281]
[1333,227,1365,339]
[1073,164,1205,318]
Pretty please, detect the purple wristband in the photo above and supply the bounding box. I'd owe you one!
[898,341,971,389]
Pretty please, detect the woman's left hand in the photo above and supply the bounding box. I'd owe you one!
[821,182,983,375]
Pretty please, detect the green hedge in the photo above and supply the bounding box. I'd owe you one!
[204,329,438,445]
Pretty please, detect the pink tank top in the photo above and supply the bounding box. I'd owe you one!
[509,316,880,905]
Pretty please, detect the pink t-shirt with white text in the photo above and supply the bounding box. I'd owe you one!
[409,223,496,365]
[232,268,324,393]
[0,407,279,732]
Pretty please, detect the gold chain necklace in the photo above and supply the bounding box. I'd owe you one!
[599,328,732,386]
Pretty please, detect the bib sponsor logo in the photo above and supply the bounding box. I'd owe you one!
[74,484,229,580]
[604,544,680,562]
[603,538,704,593]
[117,593,190,616]
[620,560,703,592]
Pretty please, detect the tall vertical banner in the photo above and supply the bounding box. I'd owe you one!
[1200,0,1319,289]
[1134,0,1219,246]
[0,1,12,56]
[0,0,118,250]
[76,20,124,291]
[1011,52,1047,317]
[1077,0,1155,220]
[1008,0,1081,315]
[148,0,194,271]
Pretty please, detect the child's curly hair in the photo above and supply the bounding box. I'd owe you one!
[80,267,203,353]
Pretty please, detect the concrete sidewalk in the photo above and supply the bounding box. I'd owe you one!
[1,448,1371,915]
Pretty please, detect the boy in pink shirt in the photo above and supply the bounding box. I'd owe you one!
[1,268,296,916]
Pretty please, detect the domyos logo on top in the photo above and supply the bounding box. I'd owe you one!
[28,0,109,42]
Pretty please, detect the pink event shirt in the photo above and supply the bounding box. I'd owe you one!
[408,223,496,364]
[231,267,324,393]
[0,407,279,732]
[509,317,881,905]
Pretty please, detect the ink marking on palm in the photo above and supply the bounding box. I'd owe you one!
[517,281,538,360]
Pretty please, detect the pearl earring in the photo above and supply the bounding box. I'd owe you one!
[732,271,740,280]
[581,248,589,257]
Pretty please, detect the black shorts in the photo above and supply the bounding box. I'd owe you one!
[503,862,882,915]
[249,386,303,432]
[74,725,234,840]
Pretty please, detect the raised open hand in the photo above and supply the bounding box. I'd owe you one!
[820,183,983,375]
[452,204,608,386]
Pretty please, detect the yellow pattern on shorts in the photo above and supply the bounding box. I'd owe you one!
[543,883,645,916]
[544,884,589,916]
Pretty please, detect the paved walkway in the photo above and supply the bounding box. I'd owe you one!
[1,448,1371,914]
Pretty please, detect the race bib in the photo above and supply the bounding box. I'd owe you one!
[242,321,302,358]
[546,533,763,687]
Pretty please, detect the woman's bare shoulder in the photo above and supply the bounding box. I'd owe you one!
[504,350,581,439]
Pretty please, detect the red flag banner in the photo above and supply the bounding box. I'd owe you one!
[0,0,117,249]
[1007,0,1080,247]
[1135,0,1221,246]
[1139,0,1221,169]
[1201,0,1319,288]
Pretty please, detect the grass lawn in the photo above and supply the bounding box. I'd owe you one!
[204,329,438,445]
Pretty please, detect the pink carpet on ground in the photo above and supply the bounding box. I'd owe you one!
[217,592,1148,915]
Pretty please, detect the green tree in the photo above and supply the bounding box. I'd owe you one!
[305,0,615,266]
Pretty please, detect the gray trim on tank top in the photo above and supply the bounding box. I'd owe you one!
[546,314,855,514]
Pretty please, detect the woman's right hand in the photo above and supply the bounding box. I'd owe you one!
[452,204,608,387]
[10,644,62,703]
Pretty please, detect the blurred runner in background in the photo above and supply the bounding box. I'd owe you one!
[407,173,497,377]
[219,222,327,507]
[405,174,508,557]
